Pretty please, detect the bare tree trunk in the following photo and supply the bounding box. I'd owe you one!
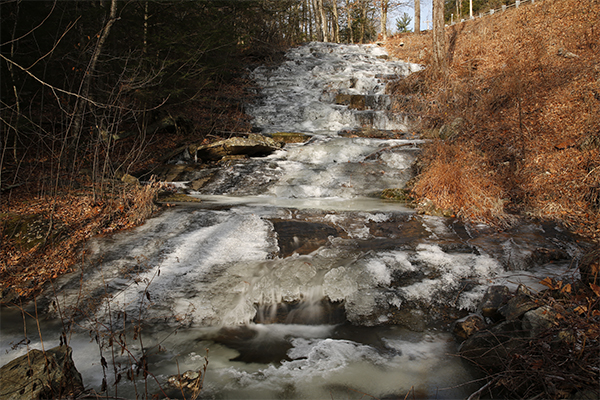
[380,0,388,40]
[8,0,21,163]
[414,0,420,34]
[346,0,354,43]
[359,0,366,43]
[143,0,148,54]
[456,0,462,20]
[331,0,340,43]
[71,0,118,147]
[313,0,328,42]
[432,0,446,73]
[319,0,329,42]
[308,0,321,41]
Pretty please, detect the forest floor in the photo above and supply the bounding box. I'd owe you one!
[385,0,600,242]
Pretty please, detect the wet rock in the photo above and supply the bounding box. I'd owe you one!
[458,320,527,371]
[388,308,427,332]
[187,172,217,191]
[452,314,485,341]
[121,173,140,186]
[478,285,511,320]
[335,94,366,110]
[522,305,556,337]
[415,198,454,218]
[498,284,539,320]
[167,369,203,391]
[527,247,570,266]
[0,345,84,400]
[270,132,311,144]
[271,219,340,257]
[156,192,202,203]
[190,134,282,162]
[219,154,248,163]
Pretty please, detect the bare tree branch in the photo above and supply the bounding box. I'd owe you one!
[0,53,108,109]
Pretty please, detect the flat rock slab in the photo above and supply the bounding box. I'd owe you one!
[0,345,84,400]
[190,134,282,162]
[271,219,341,257]
[269,132,311,144]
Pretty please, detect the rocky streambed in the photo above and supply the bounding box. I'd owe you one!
[1,41,598,400]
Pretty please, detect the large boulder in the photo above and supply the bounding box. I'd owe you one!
[0,345,84,400]
[522,305,556,337]
[190,134,282,162]
[269,132,311,144]
[498,284,539,320]
[478,285,511,320]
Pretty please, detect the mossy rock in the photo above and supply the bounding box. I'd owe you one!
[156,192,202,203]
[380,188,413,202]
[0,213,65,251]
[416,198,455,218]
[270,132,311,144]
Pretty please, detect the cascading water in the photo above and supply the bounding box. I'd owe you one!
[0,43,584,399]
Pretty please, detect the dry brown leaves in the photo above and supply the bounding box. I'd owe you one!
[0,182,161,302]
[387,0,600,241]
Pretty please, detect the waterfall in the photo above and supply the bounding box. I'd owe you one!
[0,42,582,400]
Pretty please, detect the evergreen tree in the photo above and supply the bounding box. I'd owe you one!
[396,12,412,32]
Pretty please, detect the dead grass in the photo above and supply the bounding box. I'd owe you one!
[387,0,600,241]
[412,141,514,227]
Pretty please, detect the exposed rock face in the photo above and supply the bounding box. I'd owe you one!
[189,134,282,162]
[0,345,84,400]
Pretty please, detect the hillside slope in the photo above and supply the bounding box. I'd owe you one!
[386,0,600,241]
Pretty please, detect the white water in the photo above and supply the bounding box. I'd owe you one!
[0,42,584,399]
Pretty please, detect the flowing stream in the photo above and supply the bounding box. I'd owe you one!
[0,42,585,399]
